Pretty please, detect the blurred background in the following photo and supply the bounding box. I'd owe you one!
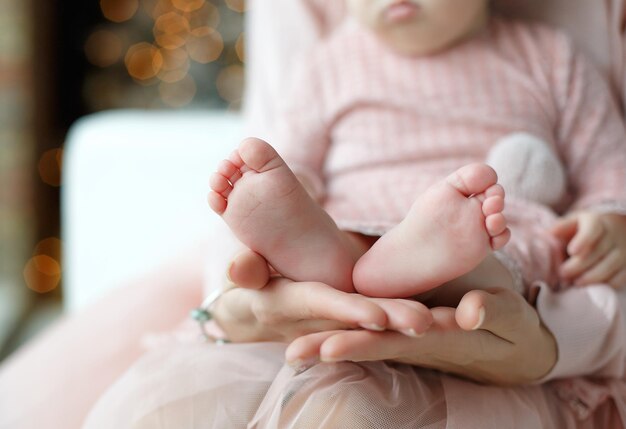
[0,0,244,360]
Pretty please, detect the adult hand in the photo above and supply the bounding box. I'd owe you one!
[213,276,433,343]
[213,249,433,343]
[286,287,558,385]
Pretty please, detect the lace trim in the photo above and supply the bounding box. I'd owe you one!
[493,250,526,295]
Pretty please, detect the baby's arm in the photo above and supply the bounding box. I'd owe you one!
[552,211,626,288]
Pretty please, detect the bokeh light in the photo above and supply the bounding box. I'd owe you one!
[34,237,63,263]
[154,11,190,49]
[172,0,205,13]
[100,0,139,23]
[159,74,197,106]
[125,42,164,80]
[186,1,220,30]
[38,148,63,187]
[144,0,176,19]
[186,27,223,63]
[84,29,124,68]
[215,64,244,104]
[224,0,245,13]
[23,255,62,294]
[89,0,244,109]
[235,32,245,62]
[158,47,190,82]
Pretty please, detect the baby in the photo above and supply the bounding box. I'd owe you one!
[209,0,626,308]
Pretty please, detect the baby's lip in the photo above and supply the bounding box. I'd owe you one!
[384,1,420,24]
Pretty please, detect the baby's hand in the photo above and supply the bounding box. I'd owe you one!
[552,212,626,288]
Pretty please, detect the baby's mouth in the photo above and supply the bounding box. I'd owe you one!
[384,1,420,24]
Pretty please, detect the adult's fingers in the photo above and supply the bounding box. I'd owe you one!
[574,248,624,286]
[559,234,614,280]
[369,298,433,336]
[254,278,388,330]
[285,330,341,365]
[318,329,408,363]
[455,288,538,343]
[567,213,604,256]
[609,268,626,289]
[227,249,271,289]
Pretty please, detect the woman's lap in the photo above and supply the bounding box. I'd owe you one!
[82,340,611,429]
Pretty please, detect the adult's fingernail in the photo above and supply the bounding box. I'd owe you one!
[225,261,235,283]
[320,355,341,363]
[289,356,320,374]
[472,307,486,330]
[359,323,385,331]
[400,328,424,338]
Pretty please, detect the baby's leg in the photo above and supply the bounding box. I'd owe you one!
[209,138,368,293]
[353,163,510,298]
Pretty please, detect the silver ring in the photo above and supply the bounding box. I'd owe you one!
[190,288,230,344]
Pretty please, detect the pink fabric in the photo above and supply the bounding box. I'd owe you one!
[271,17,626,289]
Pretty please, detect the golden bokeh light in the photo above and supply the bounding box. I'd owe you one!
[159,74,197,107]
[186,1,220,30]
[172,0,205,13]
[144,0,176,19]
[38,148,63,187]
[235,32,245,62]
[85,29,124,68]
[225,0,245,13]
[23,255,62,294]
[216,64,244,103]
[125,42,164,80]
[154,11,190,49]
[100,0,140,22]
[186,27,223,63]
[34,237,63,263]
[158,47,190,83]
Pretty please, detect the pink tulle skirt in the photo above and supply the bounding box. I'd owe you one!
[83,323,620,429]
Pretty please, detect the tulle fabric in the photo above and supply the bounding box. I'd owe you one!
[83,325,619,429]
[84,336,445,429]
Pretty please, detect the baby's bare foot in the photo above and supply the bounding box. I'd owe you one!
[208,138,356,292]
[353,164,510,298]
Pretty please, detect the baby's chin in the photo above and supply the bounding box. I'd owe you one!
[374,27,447,57]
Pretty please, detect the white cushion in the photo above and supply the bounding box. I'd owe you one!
[62,110,242,312]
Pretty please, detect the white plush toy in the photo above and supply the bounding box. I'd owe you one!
[486,132,567,207]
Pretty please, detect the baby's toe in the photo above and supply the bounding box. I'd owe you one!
[490,228,511,250]
[217,159,242,185]
[482,195,505,216]
[238,138,285,173]
[208,191,227,214]
[486,213,507,237]
[209,172,233,197]
[447,163,498,197]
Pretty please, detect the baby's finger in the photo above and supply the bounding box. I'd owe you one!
[369,298,433,337]
[609,268,626,289]
[559,234,614,280]
[568,214,605,256]
[574,249,623,286]
[551,216,578,242]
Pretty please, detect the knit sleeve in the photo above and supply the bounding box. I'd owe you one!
[551,33,626,215]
